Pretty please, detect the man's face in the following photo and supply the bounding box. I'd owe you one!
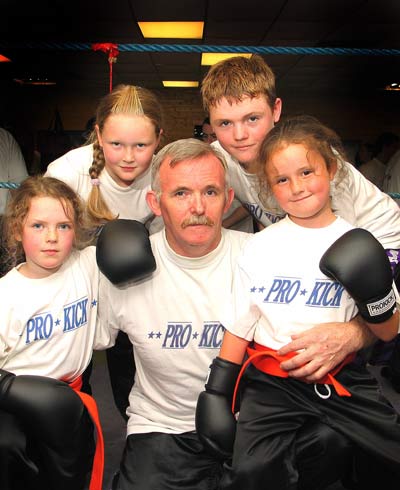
[209,94,282,173]
[147,155,233,257]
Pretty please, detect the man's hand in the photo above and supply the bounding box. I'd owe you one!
[278,316,376,382]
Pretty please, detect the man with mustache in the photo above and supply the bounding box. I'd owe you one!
[98,138,357,490]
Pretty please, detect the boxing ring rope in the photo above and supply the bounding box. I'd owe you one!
[1,41,400,56]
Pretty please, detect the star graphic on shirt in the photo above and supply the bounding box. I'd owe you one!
[148,331,155,339]
[300,289,307,296]
[55,319,61,326]
[250,286,257,293]
[156,331,162,339]
[192,332,199,339]
[91,299,97,307]
[258,286,265,293]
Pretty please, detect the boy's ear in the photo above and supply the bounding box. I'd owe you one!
[273,98,282,124]
[146,191,162,216]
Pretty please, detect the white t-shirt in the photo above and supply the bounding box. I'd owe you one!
[45,144,154,224]
[0,247,101,382]
[98,228,250,435]
[224,216,357,349]
[213,140,400,249]
[384,149,400,205]
[0,128,28,215]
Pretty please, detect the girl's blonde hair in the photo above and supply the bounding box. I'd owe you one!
[257,115,348,207]
[86,84,163,226]
[1,175,88,273]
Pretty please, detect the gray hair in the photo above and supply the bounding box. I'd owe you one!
[151,138,229,194]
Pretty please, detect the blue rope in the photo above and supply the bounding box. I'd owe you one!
[0,182,20,189]
[1,181,400,199]
[1,42,400,56]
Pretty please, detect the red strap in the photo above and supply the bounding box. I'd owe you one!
[69,376,104,490]
[232,343,355,412]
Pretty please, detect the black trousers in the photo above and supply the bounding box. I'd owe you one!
[114,423,353,490]
[221,364,400,490]
[116,432,223,490]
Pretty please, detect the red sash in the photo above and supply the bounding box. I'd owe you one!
[68,376,104,490]
[232,343,355,412]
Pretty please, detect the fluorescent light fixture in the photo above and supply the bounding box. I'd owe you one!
[0,54,11,62]
[201,53,252,66]
[138,21,204,39]
[162,81,199,88]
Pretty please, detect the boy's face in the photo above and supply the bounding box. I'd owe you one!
[209,94,282,173]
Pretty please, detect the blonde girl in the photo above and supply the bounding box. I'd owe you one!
[46,84,164,229]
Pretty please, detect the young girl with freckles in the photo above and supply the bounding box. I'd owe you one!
[0,175,109,490]
[197,116,400,490]
[45,84,164,232]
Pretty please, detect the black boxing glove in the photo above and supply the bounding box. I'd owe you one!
[96,219,156,285]
[0,369,84,442]
[319,228,397,324]
[195,357,241,460]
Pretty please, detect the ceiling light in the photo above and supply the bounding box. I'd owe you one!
[385,83,400,91]
[138,21,204,39]
[0,54,11,62]
[162,81,199,88]
[201,53,252,66]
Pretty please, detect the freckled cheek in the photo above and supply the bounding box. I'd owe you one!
[63,234,75,249]
[21,234,41,256]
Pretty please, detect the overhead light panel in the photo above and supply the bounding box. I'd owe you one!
[162,81,199,88]
[138,22,204,39]
[0,54,11,62]
[201,53,252,66]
